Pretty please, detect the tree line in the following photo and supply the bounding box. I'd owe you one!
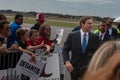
[0,9,113,21]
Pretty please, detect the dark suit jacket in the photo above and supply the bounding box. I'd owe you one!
[107,28,117,39]
[96,32,111,44]
[62,31,100,68]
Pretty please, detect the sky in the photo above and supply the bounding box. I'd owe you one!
[0,0,120,18]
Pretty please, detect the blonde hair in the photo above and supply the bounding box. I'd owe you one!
[39,24,51,39]
[83,50,120,80]
[16,28,29,39]
[87,41,120,72]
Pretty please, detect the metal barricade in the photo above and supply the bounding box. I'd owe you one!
[0,51,21,80]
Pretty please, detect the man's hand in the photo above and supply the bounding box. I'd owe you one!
[65,61,73,72]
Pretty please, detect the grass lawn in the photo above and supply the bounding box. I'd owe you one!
[7,16,99,30]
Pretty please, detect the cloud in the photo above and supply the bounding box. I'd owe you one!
[57,0,115,5]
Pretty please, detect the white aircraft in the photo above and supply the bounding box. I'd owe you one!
[114,17,120,25]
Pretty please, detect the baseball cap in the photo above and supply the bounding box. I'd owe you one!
[36,13,45,21]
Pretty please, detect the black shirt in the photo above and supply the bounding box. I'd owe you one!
[31,24,39,31]
[0,37,4,45]
[18,40,28,49]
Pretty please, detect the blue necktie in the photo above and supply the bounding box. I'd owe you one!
[82,33,87,53]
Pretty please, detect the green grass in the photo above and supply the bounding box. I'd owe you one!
[45,20,78,28]
[7,16,99,30]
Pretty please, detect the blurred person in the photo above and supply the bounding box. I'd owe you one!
[7,14,23,48]
[72,18,81,32]
[114,24,120,38]
[87,41,120,73]
[107,18,117,39]
[0,21,18,69]
[0,21,17,51]
[62,16,100,80]
[94,26,100,34]
[113,17,120,38]
[31,13,45,31]
[83,49,120,80]
[72,25,81,32]
[27,29,44,50]
[96,20,111,44]
[0,14,7,22]
[117,25,120,34]
[16,28,35,60]
[36,24,55,54]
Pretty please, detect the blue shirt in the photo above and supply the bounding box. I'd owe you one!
[7,21,21,47]
[72,26,81,32]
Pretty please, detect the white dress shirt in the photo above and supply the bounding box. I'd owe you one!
[99,32,106,40]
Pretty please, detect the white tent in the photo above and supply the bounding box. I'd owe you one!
[114,17,120,22]
[114,17,120,25]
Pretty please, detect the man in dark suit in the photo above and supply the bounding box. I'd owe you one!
[107,18,117,39]
[96,20,111,44]
[62,16,100,80]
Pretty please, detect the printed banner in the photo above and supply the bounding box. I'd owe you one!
[16,53,45,80]
[0,52,60,80]
[38,53,60,80]
[56,29,64,44]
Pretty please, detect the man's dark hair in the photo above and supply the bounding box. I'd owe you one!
[29,29,38,37]
[100,19,107,24]
[14,14,23,20]
[0,21,10,30]
[80,16,93,27]
[16,28,28,39]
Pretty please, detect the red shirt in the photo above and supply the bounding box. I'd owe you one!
[36,36,51,46]
[27,40,36,46]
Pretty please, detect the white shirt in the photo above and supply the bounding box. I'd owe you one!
[80,29,89,46]
[108,28,112,35]
[99,32,106,40]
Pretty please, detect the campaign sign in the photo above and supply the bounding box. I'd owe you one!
[56,29,64,44]
[38,53,60,80]
[16,53,45,80]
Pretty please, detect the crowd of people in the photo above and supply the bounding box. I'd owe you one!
[0,13,57,55]
[0,13,120,80]
[0,13,57,69]
[63,16,120,80]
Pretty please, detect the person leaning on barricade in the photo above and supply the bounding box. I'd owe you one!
[7,14,24,48]
[83,48,120,80]
[0,21,18,69]
[0,21,17,51]
[16,28,35,60]
[36,24,56,55]
[27,29,44,50]
[83,41,120,80]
